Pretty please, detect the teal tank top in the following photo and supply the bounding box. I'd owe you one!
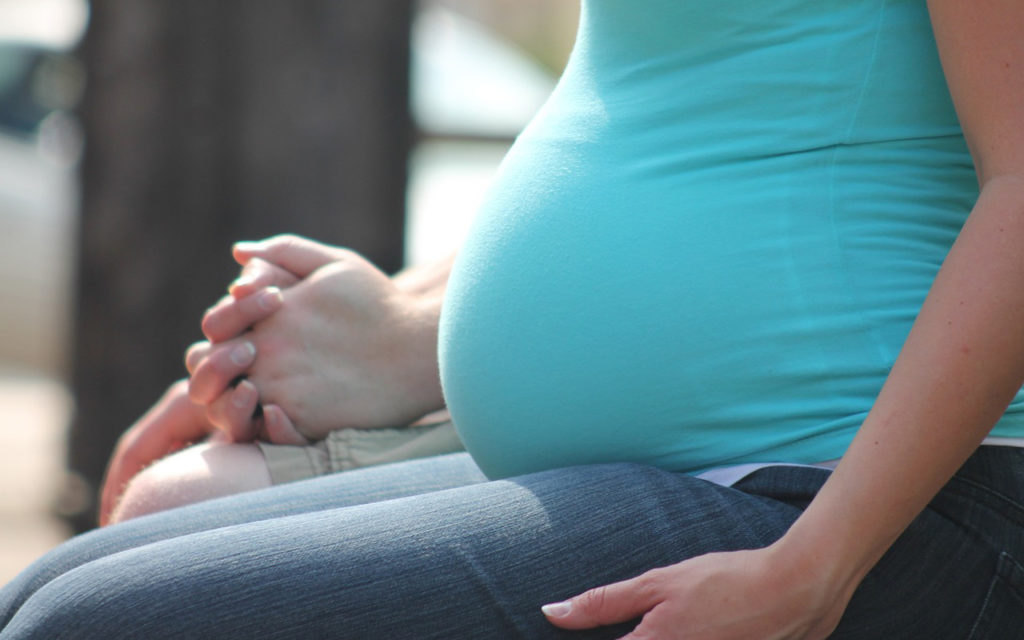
[438,0,1024,478]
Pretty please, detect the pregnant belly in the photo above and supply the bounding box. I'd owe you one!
[438,141,880,479]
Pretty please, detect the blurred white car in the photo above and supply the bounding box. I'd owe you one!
[0,0,86,376]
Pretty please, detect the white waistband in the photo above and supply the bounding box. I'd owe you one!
[697,439,1024,488]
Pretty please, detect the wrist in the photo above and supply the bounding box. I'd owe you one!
[398,293,446,414]
[764,531,864,618]
[768,479,892,603]
[391,253,455,296]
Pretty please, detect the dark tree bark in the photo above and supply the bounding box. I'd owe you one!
[63,0,412,533]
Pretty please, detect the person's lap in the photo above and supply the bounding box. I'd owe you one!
[0,453,489,629]
[2,449,1022,638]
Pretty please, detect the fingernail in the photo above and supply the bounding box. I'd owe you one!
[230,342,256,366]
[541,601,571,618]
[258,287,283,311]
[234,240,261,253]
[232,382,255,408]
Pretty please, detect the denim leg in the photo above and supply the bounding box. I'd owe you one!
[1,463,807,639]
[2,458,815,638]
[0,453,488,629]
[4,449,1023,639]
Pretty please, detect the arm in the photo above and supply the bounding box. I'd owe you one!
[391,252,456,298]
[545,2,1024,637]
[781,0,1024,601]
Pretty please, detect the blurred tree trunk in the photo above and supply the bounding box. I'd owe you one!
[63,0,413,533]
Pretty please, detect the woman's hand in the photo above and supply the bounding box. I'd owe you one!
[543,544,855,640]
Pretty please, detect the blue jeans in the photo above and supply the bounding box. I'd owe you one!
[1,448,1022,638]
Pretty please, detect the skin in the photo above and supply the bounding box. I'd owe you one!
[543,1,1024,637]
[186,236,448,442]
[98,258,304,526]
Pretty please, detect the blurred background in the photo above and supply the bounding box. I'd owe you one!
[0,0,577,583]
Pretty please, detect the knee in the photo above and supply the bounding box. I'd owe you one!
[110,442,271,524]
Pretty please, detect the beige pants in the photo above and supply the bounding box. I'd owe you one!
[255,418,465,485]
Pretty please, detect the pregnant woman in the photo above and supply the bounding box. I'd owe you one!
[2,0,1023,637]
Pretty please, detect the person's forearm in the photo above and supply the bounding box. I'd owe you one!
[392,253,456,415]
[392,252,456,297]
[775,174,1024,593]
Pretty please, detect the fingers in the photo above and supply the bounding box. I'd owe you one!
[186,338,257,405]
[200,384,310,446]
[205,379,263,442]
[184,341,212,376]
[261,404,311,446]
[542,572,662,631]
[233,234,347,279]
[228,258,300,300]
[201,286,283,343]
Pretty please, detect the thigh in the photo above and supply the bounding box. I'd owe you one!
[0,452,487,628]
[2,463,808,640]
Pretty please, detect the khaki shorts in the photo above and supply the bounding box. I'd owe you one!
[255,418,465,485]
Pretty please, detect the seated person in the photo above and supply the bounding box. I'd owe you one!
[3,2,1024,637]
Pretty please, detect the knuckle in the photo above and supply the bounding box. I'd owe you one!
[184,343,210,373]
[635,567,674,602]
[200,313,220,338]
[241,292,270,319]
[186,378,206,402]
[191,350,234,398]
[212,345,241,374]
[185,340,210,356]
[576,586,610,615]
[272,233,303,253]
[636,568,664,594]
[205,402,226,430]
[269,233,299,244]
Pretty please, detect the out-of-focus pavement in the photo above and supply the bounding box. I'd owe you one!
[0,369,73,585]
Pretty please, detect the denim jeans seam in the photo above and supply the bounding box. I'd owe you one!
[947,476,1024,524]
[966,551,1024,640]
[967,571,1000,640]
[995,551,1024,597]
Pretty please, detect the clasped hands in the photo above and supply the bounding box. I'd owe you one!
[184,235,444,446]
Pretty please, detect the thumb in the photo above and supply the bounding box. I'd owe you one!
[233,234,346,278]
[542,575,659,630]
